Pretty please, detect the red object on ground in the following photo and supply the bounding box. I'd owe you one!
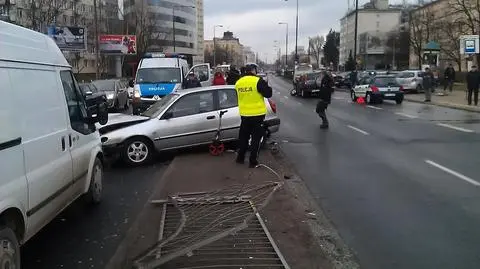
[209,142,225,156]
[212,72,226,85]
[357,97,365,104]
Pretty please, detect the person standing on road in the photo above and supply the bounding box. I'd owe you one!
[316,70,334,129]
[227,65,240,85]
[235,64,273,168]
[466,65,480,106]
[212,70,226,85]
[182,72,202,89]
[444,63,456,93]
[349,70,357,89]
[423,67,434,102]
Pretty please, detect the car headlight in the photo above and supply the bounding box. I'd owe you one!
[134,85,141,98]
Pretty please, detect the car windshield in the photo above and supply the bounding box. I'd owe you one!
[92,80,116,92]
[400,72,415,78]
[296,65,312,72]
[373,77,399,87]
[136,68,181,84]
[142,93,179,118]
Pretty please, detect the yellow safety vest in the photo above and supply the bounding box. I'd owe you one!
[235,75,267,116]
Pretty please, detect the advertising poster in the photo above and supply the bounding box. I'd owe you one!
[99,35,137,55]
[47,26,87,51]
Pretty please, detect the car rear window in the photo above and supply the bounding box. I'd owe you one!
[92,80,116,92]
[401,72,415,78]
[373,77,398,87]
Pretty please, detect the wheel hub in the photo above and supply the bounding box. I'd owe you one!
[128,142,148,163]
[0,239,16,269]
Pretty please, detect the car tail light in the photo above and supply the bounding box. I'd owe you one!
[370,86,379,92]
[268,99,277,113]
[400,86,404,91]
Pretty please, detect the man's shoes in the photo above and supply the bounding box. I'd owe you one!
[249,161,259,168]
[424,100,431,102]
[320,124,329,129]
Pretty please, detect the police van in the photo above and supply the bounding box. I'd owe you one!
[131,53,211,114]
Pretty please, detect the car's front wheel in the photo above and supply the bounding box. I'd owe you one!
[396,97,404,104]
[84,157,103,205]
[123,137,154,166]
[0,226,20,269]
[365,92,373,104]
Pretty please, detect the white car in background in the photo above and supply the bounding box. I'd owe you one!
[396,70,424,93]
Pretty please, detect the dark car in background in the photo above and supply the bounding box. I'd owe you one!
[79,82,107,114]
[291,71,322,97]
[91,79,129,111]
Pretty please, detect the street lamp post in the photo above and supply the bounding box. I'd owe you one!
[353,0,359,66]
[278,22,288,68]
[172,4,195,53]
[284,0,298,64]
[93,0,100,79]
[213,24,223,67]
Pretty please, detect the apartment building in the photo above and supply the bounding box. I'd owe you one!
[192,0,204,64]
[204,31,246,67]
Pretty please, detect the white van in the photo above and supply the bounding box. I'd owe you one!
[0,21,108,266]
[131,53,211,114]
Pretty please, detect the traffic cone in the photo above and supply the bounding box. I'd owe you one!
[357,97,365,104]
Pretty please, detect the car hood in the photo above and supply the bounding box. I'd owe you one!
[96,113,150,135]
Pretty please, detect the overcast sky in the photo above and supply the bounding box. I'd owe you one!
[204,0,413,63]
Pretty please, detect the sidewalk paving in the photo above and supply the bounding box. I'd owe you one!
[404,88,480,113]
[105,149,359,269]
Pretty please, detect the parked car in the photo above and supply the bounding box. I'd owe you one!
[395,70,424,93]
[351,75,404,104]
[92,79,129,111]
[290,71,322,97]
[79,82,107,113]
[0,21,108,267]
[98,85,281,165]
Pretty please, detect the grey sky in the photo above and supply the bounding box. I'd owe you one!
[204,0,412,63]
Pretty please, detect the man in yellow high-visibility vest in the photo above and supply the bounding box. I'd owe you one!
[235,64,273,168]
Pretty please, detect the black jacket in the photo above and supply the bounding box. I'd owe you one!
[183,78,201,89]
[318,74,334,104]
[226,70,240,85]
[444,67,455,81]
[466,70,480,90]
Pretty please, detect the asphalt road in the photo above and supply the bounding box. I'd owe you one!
[21,158,170,269]
[268,75,480,269]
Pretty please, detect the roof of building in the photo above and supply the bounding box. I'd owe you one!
[0,21,70,67]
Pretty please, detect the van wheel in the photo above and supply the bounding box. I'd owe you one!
[84,158,103,205]
[123,137,153,166]
[0,226,20,269]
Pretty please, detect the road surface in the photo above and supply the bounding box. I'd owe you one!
[268,75,480,269]
[21,159,169,269]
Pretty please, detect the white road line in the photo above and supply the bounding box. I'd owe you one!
[367,105,382,110]
[436,123,474,133]
[425,160,480,186]
[332,96,343,100]
[347,125,370,135]
[395,112,418,119]
[283,96,289,99]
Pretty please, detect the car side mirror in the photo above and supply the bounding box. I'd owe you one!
[128,79,134,87]
[87,102,108,125]
[162,111,173,120]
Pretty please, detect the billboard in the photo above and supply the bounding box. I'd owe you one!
[47,26,87,51]
[99,35,137,55]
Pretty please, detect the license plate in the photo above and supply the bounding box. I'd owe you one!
[385,93,395,97]
[312,89,320,92]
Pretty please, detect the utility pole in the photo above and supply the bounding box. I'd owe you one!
[353,0,359,69]
[294,0,298,64]
[93,0,100,79]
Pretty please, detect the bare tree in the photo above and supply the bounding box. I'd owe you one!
[437,19,464,71]
[308,35,325,68]
[409,7,436,69]
[24,0,69,32]
[450,0,480,63]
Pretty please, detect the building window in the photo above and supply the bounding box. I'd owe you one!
[376,21,380,28]
[84,59,88,67]
[63,15,67,23]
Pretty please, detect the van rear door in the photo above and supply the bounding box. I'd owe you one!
[189,63,211,87]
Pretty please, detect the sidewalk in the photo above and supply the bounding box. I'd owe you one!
[105,149,359,269]
[404,88,480,113]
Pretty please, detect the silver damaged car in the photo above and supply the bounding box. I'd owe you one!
[98,85,281,165]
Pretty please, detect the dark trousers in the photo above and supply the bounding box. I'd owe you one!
[237,115,265,164]
[316,100,329,126]
[468,88,479,105]
[444,79,454,92]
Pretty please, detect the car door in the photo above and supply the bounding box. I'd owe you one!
[354,78,370,97]
[59,70,98,198]
[189,63,211,87]
[216,88,241,140]
[154,91,219,150]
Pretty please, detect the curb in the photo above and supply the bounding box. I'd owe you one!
[404,97,480,113]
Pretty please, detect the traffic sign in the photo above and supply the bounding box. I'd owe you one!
[460,35,480,54]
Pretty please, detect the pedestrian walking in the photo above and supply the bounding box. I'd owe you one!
[466,65,480,106]
[443,63,455,93]
[316,70,334,129]
[349,70,357,89]
[182,71,202,89]
[212,70,226,86]
[423,67,434,102]
[235,64,273,168]
[226,65,240,85]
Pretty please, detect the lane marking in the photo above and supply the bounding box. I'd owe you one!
[425,160,480,186]
[347,125,369,135]
[395,112,418,119]
[284,96,289,99]
[332,96,343,100]
[367,105,382,110]
[436,123,474,133]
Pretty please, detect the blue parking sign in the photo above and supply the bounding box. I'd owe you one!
[465,40,476,53]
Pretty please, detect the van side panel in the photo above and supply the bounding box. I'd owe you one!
[7,64,73,240]
[0,66,28,226]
